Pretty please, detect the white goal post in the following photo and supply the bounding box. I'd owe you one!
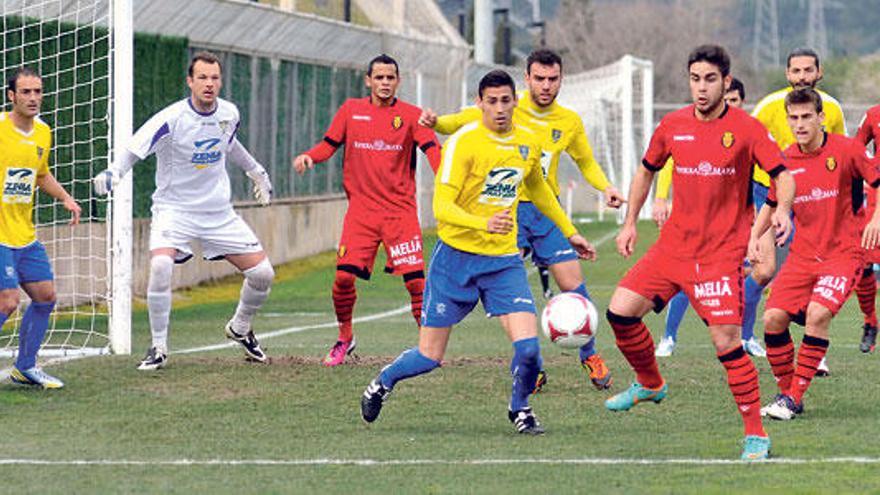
[0,0,132,357]
[555,55,653,222]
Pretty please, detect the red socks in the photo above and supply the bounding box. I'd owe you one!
[718,346,766,437]
[764,328,795,393]
[855,266,877,327]
[789,335,829,404]
[332,270,357,341]
[606,311,663,389]
[404,273,425,327]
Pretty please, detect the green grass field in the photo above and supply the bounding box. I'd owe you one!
[2,220,879,494]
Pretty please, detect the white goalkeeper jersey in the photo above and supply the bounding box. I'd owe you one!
[128,97,240,212]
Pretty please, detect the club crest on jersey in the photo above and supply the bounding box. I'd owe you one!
[392,116,403,130]
[479,167,524,206]
[219,120,230,133]
[551,129,562,142]
[518,145,530,160]
[721,131,735,148]
[826,156,837,171]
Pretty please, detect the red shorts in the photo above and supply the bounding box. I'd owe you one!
[766,253,862,319]
[619,244,744,326]
[865,247,880,265]
[337,210,424,279]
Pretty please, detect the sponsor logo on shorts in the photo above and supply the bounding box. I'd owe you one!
[478,167,524,207]
[513,297,533,305]
[693,277,733,299]
[436,303,446,315]
[389,237,422,267]
[710,309,734,317]
[675,161,735,178]
[794,187,838,204]
[192,137,222,167]
[3,168,36,204]
[814,274,848,304]
[5,265,14,278]
[352,139,403,152]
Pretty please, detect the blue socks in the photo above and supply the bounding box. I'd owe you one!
[664,291,690,340]
[570,283,597,361]
[742,275,764,341]
[510,337,541,411]
[15,301,55,370]
[379,347,440,390]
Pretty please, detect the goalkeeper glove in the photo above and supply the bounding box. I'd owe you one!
[92,169,116,196]
[247,168,273,206]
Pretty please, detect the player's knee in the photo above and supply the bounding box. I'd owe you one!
[0,290,19,315]
[805,304,832,327]
[751,264,775,286]
[513,337,540,365]
[244,258,274,292]
[762,309,788,332]
[403,271,425,294]
[334,270,357,290]
[148,255,174,293]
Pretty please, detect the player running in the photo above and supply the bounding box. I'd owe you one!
[652,78,765,357]
[360,70,595,434]
[749,47,847,375]
[93,51,275,370]
[604,45,795,461]
[419,49,622,391]
[853,105,880,353]
[757,88,880,420]
[1,67,82,388]
[292,54,441,367]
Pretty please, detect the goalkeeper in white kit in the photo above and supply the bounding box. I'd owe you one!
[93,51,275,370]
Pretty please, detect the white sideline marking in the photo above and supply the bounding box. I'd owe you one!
[0,457,879,466]
[174,305,410,355]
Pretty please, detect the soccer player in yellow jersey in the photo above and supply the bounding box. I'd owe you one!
[361,70,596,434]
[419,49,621,391]
[0,67,81,389]
[750,48,845,376]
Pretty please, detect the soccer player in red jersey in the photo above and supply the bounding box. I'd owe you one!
[853,105,880,352]
[756,88,880,420]
[292,54,441,366]
[603,45,796,461]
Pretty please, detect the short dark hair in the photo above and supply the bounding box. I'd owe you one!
[727,77,745,101]
[687,44,730,77]
[787,47,820,69]
[188,51,222,77]
[478,69,516,98]
[7,66,40,93]
[367,54,399,76]
[526,49,563,74]
[785,87,823,114]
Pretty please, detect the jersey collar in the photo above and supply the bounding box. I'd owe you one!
[518,90,557,116]
[188,97,217,117]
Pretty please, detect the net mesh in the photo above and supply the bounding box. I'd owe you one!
[1,0,112,357]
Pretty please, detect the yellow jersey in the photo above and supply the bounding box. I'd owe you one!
[0,112,51,247]
[751,87,846,186]
[435,90,611,200]
[435,120,577,256]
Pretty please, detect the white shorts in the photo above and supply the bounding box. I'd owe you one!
[149,208,263,263]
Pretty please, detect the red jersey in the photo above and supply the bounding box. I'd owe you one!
[305,97,440,213]
[642,105,786,261]
[768,134,880,261]
[855,105,880,221]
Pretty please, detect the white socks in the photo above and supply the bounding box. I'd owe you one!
[147,255,173,352]
[231,258,274,334]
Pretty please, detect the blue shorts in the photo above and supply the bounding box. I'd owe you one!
[421,241,536,327]
[753,182,769,210]
[0,242,54,290]
[516,201,577,267]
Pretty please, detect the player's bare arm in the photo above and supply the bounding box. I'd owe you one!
[749,203,774,263]
[487,209,514,234]
[770,170,795,246]
[863,188,880,250]
[652,197,670,228]
[36,173,80,225]
[568,234,597,261]
[616,165,654,257]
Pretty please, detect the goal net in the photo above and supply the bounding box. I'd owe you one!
[555,55,653,221]
[0,0,131,358]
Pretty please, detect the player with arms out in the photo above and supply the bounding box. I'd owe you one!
[748,48,847,375]
[605,45,795,461]
[652,78,763,357]
[419,49,622,391]
[93,51,275,370]
[757,88,880,420]
[292,54,440,366]
[360,70,596,434]
[1,67,82,388]
[853,105,880,352]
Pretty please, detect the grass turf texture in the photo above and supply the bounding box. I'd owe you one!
[1,220,879,494]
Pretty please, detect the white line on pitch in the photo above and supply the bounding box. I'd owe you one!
[0,457,879,466]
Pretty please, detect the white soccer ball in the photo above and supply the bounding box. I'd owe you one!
[540,292,598,348]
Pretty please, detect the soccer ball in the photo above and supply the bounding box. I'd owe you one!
[541,293,598,348]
